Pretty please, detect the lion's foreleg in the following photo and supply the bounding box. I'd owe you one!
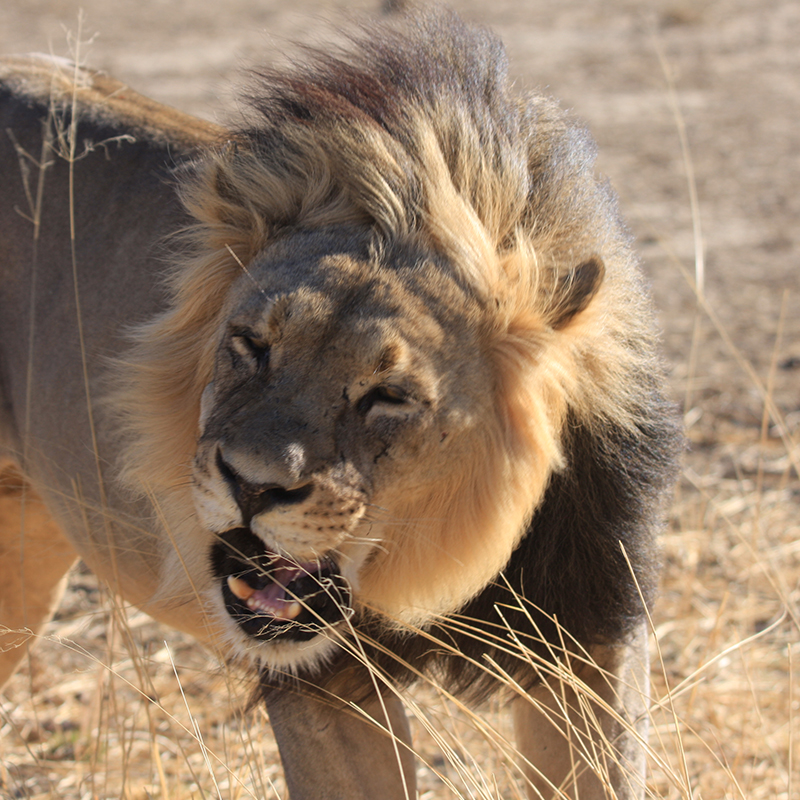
[512,624,650,800]
[0,469,78,690]
[265,686,416,800]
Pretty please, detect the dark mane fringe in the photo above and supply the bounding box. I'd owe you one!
[190,7,684,703]
[226,7,609,282]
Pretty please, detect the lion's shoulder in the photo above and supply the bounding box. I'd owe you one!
[0,54,222,149]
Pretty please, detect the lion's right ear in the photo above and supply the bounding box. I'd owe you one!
[548,255,605,330]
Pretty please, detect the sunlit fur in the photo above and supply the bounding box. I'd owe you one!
[1,11,682,798]
[110,10,678,656]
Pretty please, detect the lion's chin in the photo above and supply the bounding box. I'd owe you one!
[209,527,353,644]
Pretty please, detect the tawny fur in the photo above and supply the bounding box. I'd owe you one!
[0,10,682,799]
[110,10,678,640]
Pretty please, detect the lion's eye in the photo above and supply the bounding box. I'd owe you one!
[230,330,270,371]
[357,385,409,415]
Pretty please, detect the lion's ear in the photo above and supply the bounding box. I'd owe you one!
[549,255,605,330]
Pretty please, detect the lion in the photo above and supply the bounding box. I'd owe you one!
[0,8,682,799]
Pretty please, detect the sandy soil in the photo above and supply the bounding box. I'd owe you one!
[0,1,797,798]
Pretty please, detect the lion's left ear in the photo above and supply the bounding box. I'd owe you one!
[548,255,605,330]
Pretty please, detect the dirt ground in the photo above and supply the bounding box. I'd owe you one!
[0,1,797,798]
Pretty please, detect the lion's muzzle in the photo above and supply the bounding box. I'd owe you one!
[215,448,314,524]
[210,527,353,642]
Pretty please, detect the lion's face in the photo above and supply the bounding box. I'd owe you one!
[191,228,529,663]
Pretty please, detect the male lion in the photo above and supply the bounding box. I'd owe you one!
[0,8,682,799]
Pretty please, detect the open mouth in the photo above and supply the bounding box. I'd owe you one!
[210,527,353,642]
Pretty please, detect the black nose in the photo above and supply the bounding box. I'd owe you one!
[216,449,313,525]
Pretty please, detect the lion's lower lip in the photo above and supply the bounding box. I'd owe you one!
[209,527,353,641]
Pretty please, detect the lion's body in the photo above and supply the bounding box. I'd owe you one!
[0,56,225,642]
[0,10,681,799]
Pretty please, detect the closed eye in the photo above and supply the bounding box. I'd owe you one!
[230,329,270,371]
[357,385,409,415]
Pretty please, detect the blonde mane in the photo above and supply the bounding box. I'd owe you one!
[1,16,683,792]
[103,12,678,661]
[113,12,656,527]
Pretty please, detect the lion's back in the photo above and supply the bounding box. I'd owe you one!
[0,56,212,578]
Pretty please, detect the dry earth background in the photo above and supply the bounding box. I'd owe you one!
[0,0,798,798]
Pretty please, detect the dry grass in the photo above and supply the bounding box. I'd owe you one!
[1,318,797,800]
[1,7,798,800]
[648,467,798,800]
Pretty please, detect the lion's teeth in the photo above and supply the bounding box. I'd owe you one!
[285,601,302,620]
[243,594,303,620]
[227,575,255,600]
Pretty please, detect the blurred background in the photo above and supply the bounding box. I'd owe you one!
[1,2,797,798]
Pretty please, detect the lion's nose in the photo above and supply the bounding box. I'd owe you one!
[215,449,313,524]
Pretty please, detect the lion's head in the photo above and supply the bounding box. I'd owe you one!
[112,10,662,672]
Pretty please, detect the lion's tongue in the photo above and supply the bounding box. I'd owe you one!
[227,559,315,620]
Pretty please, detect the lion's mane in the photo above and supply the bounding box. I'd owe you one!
[113,8,682,699]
